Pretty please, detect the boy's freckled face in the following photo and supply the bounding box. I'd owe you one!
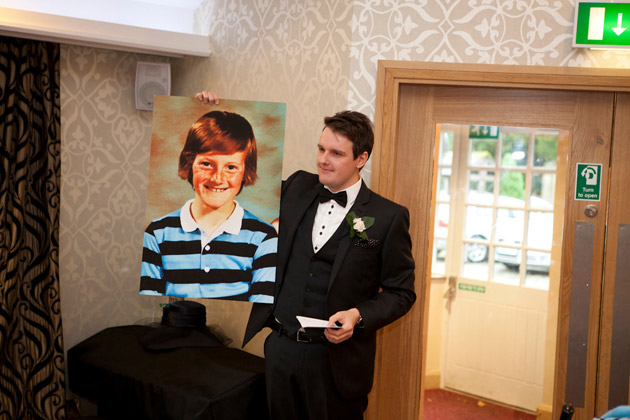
[192,150,246,212]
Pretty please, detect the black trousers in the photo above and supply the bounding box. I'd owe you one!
[264,331,368,420]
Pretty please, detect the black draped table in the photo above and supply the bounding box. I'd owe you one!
[67,325,268,420]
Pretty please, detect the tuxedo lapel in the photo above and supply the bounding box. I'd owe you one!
[328,181,371,291]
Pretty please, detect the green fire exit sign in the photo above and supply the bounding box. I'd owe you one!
[469,125,499,139]
[574,1,630,48]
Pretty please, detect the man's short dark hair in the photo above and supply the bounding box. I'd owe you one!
[323,110,374,159]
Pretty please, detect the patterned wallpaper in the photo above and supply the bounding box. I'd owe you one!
[183,0,354,177]
[59,46,168,354]
[59,0,630,367]
[348,0,630,116]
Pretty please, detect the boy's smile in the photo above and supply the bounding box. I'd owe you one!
[192,150,246,213]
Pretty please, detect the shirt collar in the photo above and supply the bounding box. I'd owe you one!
[323,177,362,209]
[180,199,244,236]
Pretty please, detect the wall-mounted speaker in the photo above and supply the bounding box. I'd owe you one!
[135,62,171,111]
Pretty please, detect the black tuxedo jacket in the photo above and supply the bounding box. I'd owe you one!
[244,170,416,398]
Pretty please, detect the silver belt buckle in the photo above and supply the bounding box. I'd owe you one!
[296,328,309,343]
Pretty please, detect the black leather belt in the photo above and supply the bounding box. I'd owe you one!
[270,321,327,344]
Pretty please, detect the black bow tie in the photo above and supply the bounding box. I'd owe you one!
[318,187,347,207]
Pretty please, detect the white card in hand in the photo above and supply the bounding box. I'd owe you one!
[296,316,341,329]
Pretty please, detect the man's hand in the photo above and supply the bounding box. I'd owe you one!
[324,308,360,344]
[195,91,220,105]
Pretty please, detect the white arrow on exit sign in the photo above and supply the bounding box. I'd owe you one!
[613,13,627,36]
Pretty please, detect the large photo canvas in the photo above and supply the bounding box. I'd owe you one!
[140,95,285,303]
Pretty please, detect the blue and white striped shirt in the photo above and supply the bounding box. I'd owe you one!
[140,201,277,303]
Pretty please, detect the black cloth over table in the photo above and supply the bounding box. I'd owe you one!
[67,325,268,420]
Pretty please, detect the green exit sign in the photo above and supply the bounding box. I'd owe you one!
[574,1,630,48]
[458,283,486,294]
[469,125,499,139]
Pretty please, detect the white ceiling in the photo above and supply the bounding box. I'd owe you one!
[0,0,210,56]
[136,0,205,7]
[0,0,205,33]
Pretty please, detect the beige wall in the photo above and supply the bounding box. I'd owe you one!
[59,0,630,388]
[347,1,630,115]
[59,45,168,353]
[177,0,353,177]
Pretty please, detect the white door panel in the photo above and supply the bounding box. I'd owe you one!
[444,281,547,410]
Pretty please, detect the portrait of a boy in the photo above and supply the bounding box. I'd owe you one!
[139,96,284,303]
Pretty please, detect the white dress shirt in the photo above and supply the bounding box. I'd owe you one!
[312,178,362,252]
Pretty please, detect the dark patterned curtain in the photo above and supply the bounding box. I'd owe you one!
[0,37,65,420]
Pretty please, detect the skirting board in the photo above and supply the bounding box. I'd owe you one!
[537,403,553,420]
[424,370,441,390]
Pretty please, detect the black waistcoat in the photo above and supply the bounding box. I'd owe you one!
[274,199,347,334]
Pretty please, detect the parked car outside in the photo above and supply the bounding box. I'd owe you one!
[435,192,553,272]
[494,196,553,273]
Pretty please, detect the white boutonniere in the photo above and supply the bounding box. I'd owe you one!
[345,211,374,239]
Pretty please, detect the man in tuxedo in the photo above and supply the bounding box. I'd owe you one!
[197,91,416,420]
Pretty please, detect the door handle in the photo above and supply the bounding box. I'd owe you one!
[444,276,457,299]
[584,204,598,218]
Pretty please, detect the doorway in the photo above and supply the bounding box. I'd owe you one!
[428,122,567,417]
[365,62,630,420]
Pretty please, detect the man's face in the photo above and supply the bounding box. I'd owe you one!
[316,127,368,192]
[191,150,246,212]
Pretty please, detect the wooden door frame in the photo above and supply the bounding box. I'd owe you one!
[368,62,630,420]
[596,93,630,416]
